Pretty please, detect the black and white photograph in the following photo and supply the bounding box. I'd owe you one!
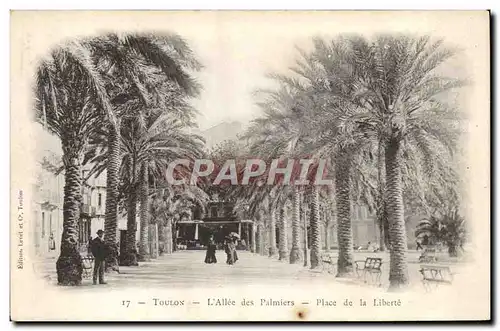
[9,10,490,321]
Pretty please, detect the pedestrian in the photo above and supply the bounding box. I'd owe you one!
[204,235,217,264]
[416,240,423,251]
[224,237,235,265]
[48,233,56,252]
[87,236,93,255]
[90,230,108,285]
[231,237,239,264]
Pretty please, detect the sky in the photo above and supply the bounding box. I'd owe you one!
[16,11,487,143]
[150,11,481,131]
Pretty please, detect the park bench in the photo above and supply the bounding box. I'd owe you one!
[419,247,438,263]
[419,264,454,291]
[81,255,95,280]
[355,257,382,286]
[321,253,336,274]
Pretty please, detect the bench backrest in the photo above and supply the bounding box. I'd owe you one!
[365,258,382,269]
[420,265,452,281]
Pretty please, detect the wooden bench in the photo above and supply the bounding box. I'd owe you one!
[419,264,454,291]
[419,247,438,263]
[321,253,336,274]
[355,257,382,285]
[81,256,95,280]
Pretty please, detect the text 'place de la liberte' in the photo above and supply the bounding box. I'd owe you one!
[121,297,403,308]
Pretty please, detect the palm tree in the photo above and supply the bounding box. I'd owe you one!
[35,41,113,285]
[312,34,465,288]
[308,185,322,269]
[86,32,202,267]
[415,208,466,257]
[88,110,205,264]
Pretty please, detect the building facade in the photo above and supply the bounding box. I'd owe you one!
[32,149,64,258]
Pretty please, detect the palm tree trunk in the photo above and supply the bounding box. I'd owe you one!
[104,124,120,271]
[301,195,308,267]
[120,184,138,266]
[172,220,177,252]
[324,220,330,252]
[251,224,256,253]
[269,209,278,257]
[158,221,166,256]
[385,137,409,289]
[149,223,158,259]
[377,138,387,252]
[138,163,150,261]
[289,186,302,264]
[165,218,173,254]
[309,185,321,269]
[56,154,83,285]
[258,223,266,256]
[335,154,354,277]
[278,206,289,261]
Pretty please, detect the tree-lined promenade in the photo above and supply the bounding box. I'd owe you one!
[35,32,467,290]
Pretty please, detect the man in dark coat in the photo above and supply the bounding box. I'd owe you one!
[91,230,108,285]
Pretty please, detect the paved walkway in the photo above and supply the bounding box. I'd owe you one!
[32,249,469,290]
[34,250,338,289]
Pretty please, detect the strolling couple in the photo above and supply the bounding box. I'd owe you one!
[204,235,238,265]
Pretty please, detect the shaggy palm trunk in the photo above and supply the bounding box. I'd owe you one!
[301,196,308,266]
[158,221,166,256]
[120,185,138,266]
[335,155,354,277]
[269,209,278,257]
[165,218,173,254]
[377,138,387,252]
[104,125,120,271]
[138,164,150,261]
[289,186,302,264]
[149,223,158,259]
[278,207,288,261]
[258,224,266,256]
[309,185,321,269]
[172,220,177,252]
[385,137,409,289]
[251,224,256,253]
[56,153,83,285]
[324,216,330,252]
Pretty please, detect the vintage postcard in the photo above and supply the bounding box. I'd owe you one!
[10,10,490,321]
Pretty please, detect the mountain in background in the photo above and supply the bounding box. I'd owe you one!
[197,121,244,151]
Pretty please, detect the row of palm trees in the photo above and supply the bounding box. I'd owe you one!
[228,33,465,290]
[35,31,465,290]
[35,32,207,285]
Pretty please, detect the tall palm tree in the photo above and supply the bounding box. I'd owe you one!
[312,34,465,288]
[35,42,113,285]
[88,110,205,264]
[86,32,202,267]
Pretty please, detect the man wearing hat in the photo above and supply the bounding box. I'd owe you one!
[90,230,107,285]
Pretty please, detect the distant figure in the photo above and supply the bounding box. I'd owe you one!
[204,235,217,264]
[416,240,423,251]
[48,233,56,251]
[90,230,108,285]
[87,236,93,255]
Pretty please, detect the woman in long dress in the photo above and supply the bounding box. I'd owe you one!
[204,235,217,264]
[224,237,238,265]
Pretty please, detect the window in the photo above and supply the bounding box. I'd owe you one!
[98,193,102,207]
[41,212,45,238]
